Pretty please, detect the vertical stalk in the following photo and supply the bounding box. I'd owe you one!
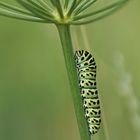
[57,24,91,140]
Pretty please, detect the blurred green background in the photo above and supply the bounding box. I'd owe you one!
[0,1,140,140]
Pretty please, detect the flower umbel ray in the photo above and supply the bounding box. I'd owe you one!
[0,0,129,25]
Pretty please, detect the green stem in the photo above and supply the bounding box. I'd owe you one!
[57,24,91,140]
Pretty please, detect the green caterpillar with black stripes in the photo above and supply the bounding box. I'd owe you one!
[75,50,101,135]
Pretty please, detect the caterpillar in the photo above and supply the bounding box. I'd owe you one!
[74,50,101,135]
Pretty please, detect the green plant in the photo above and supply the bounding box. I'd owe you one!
[0,0,129,140]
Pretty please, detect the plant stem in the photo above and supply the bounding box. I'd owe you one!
[57,24,91,140]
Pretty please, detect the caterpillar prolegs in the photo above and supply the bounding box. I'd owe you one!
[75,50,101,135]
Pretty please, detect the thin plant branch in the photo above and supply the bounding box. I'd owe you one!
[73,0,97,15]
[71,0,128,25]
[16,0,56,22]
[36,0,54,14]
[67,0,77,16]
[26,0,53,17]
[73,0,128,20]
[50,0,64,18]
[0,1,33,16]
[0,8,48,23]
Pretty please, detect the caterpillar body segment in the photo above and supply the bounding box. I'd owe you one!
[75,50,101,135]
